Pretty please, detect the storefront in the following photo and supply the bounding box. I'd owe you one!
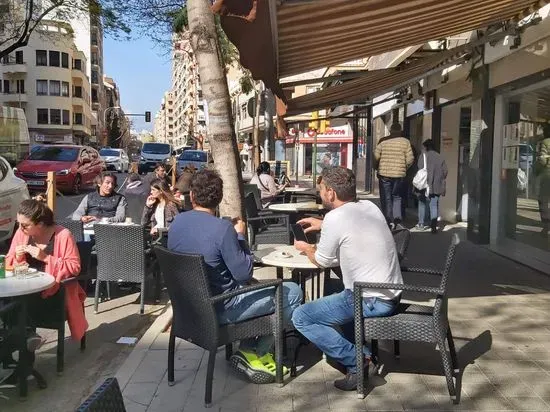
[285,124,353,176]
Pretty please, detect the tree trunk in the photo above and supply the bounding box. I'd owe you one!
[187,0,244,218]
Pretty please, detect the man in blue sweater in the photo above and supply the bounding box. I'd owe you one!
[168,169,302,383]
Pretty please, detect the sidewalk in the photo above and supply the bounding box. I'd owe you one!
[110,229,550,412]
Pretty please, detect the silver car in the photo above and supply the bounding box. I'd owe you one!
[99,148,130,173]
[0,155,30,243]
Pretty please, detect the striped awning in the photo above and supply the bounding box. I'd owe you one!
[219,0,546,94]
[285,43,472,116]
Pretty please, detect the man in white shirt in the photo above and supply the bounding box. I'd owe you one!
[292,167,403,391]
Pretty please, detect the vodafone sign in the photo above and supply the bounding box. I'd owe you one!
[307,128,317,138]
[322,128,346,136]
[286,125,352,144]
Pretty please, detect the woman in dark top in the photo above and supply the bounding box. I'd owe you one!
[142,179,181,236]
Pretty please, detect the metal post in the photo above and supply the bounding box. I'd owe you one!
[47,171,56,213]
[295,126,301,186]
[312,130,318,187]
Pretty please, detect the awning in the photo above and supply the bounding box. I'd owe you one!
[285,43,472,116]
[219,0,545,93]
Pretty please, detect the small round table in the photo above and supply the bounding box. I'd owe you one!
[284,187,311,193]
[258,245,331,301]
[268,202,324,213]
[0,270,55,398]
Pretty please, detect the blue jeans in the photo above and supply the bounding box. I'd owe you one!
[292,289,398,373]
[378,176,405,223]
[418,194,440,226]
[218,282,303,356]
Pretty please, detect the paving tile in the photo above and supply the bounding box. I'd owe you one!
[507,360,546,372]
[123,382,159,407]
[471,393,514,411]
[364,395,405,411]
[123,397,149,412]
[491,381,539,398]
[433,395,477,411]
[325,382,367,411]
[130,359,167,384]
[292,388,329,411]
[399,392,440,411]
[147,381,189,412]
[173,350,204,370]
[535,360,550,371]
[504,397,550,411]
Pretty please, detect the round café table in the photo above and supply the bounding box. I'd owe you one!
[284,187,311,193]
[268,202,324,213]
[257,245,331,301]
[0,270,55,398]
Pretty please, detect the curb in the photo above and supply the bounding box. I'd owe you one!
[115,303,173,391]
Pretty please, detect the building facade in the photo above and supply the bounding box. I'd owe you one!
[0,20,93,145]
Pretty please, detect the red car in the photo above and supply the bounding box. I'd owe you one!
[14,145,104,194]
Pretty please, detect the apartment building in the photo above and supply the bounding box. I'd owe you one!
[0,20,93,145]
[103,75,130,148]
[171,34,207,149]
[153,91,175,144]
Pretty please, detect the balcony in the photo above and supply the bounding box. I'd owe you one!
[2,91,28,103]
[2,62,27,75]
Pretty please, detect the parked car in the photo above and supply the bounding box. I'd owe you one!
[14,145,104,194]
[0,155,29,244]
[177,150,211,173]
[99,148,129,173]
[138,142,173,174]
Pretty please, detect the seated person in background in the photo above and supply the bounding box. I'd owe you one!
[147,163,172,188]
[6,199,87,346]
[173,167,195,211]
[124,173,150,196]
[121,173,150,223]
[168,169,302,383]
[291,167,403,391]
[71,172,127,223]
[249,161,288,206]
[142,179,181,236]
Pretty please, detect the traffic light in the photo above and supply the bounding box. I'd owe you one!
[145,111,151,122]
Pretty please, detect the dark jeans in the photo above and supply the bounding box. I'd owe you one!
[378,176,405,224]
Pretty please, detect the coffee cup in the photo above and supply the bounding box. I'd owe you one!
[125,217,133,224]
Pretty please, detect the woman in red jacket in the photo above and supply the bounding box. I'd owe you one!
[6,199,88,344]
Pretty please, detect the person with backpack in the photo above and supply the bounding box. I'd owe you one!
[414,139,448,233]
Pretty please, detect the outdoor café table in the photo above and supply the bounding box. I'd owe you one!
[268,202,324,213]
[0,270,55,397]
[257,245,331,301]
[284,187,310,193]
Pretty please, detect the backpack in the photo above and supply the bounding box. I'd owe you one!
[413,153,428,191]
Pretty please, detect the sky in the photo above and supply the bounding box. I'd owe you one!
[103,36,171,133]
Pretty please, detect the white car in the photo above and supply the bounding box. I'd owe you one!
[99,148,130,173]
[0,155,30,243]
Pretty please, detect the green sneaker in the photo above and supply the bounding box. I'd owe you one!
[229,350,275,384]
[258,353,289,376]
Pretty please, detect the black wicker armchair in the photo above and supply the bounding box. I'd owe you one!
[93,224,151,314]
[354,234,460,403]
[244,193,291,249]
[154,246,285,407]
[76,377,126,412]
[58,220,84,242]
[34,241,92,374]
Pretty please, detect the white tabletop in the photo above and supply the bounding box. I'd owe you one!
[258,245,318,269]
[284,187,311,193]
[0,271,55,298]
[268,202,324,212]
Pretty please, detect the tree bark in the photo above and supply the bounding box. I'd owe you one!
[187,0,244,218]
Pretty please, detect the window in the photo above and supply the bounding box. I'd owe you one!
[62,109,70,125]
[49,80,60,96]
[36,50,47,66]
[91,70,98,84]
[73,86,82,98]
[61,81,69,97]
[37,109,48,124]
[91,89,98,102]
[91,52,98,65]
[61,52,68,68]
[3,80,9,94]
[74,112,83,125]
[50,109,61,125]
[15,50,23,64]
[73,59,82,71]
[36,80,48,95]
[49,51,60,67]
[16,79,24,94]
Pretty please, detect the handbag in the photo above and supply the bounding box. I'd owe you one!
[413,153,428,191]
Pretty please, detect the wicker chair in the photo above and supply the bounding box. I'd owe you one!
[154,246,284,408]
[34,241,92,374]
[76,377,126,412]
[93,224,150,314]
[58,220,84,242]
[392,225,411,263]
[354,234,460,402]
[244,183,277,214]
[244,193,291,249]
